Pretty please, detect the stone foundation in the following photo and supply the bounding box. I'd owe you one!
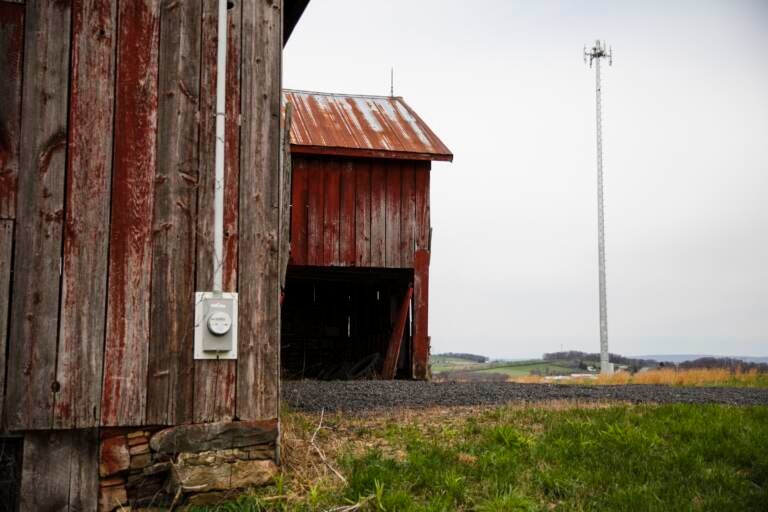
[98,420,278,511]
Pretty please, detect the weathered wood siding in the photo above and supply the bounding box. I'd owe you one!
[1,0,286,430]
[290,155,431,269]
[237,0,283,421]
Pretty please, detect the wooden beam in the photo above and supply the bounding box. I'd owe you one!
[0,2,24,220]
[101,0,160,427]
[147,0,202,426]
[5,0,72,430]
[54,0,117,430]
[237,0,282,420]
[381,286,412,379]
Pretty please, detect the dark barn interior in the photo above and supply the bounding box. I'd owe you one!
[282,267,414,379]
[281,90,452,380]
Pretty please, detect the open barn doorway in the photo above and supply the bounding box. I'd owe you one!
[281,266,414,380]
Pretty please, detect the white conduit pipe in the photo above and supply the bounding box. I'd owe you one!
[213,0,228,292]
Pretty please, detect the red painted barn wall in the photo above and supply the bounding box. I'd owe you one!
[289,154,431,269]
[0,0,286,432]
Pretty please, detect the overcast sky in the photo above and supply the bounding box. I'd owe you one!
[284,0,768,359]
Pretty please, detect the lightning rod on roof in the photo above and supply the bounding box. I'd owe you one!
[390,67,394,97]
[584,40,614,375]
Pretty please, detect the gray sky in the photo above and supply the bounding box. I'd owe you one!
[284,0,768,359]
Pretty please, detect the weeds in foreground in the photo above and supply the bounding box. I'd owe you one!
[191,403,768,511]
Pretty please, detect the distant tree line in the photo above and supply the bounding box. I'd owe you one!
[543,351,659,372]
[680,357,768,372]
[437,353,489,363]
[544,352,768,373]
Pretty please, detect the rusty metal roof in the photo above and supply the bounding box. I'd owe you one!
[283,90,453,162]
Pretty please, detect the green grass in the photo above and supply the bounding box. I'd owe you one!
[194,404,768,511]
[431,357,582,377]
[473,362,575,377]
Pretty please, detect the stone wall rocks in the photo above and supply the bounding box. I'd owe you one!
[97,421,277,511]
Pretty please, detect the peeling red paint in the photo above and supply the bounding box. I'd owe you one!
[101,0,160,426]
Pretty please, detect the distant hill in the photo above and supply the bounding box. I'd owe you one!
[433,353,488,363]
[637,354,768,364]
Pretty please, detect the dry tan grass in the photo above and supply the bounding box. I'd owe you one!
[511,367,766,387]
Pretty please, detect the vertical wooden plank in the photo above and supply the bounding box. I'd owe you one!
[0,221,12,428]
[54,0,117,430]
[307,158,324,266]
[354,161,371,266]
[339,159,356,266]
[238,0,282,420]
[5,0,71,431]
[223,0,241,293]
[415,164,430,251]
[412,249,430,380]
[400,161,416,267]
[0,2,24,220]
[322,159,340,266]
[147,0,202,426]
[289,156,309,265]
[385,162,401,268]
[21,430,99,511]
[193,0,241,424]
[370,161,386,267]
[101,0,160,427]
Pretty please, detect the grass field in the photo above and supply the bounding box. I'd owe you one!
[191,403,768,511]
[432,357,581,378]
[473,362,575,377]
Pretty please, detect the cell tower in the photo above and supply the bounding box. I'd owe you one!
[584,40,613,374]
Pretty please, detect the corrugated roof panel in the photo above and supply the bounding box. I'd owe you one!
[283,90,453,162]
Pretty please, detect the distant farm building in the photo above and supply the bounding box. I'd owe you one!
[281,90,453,380]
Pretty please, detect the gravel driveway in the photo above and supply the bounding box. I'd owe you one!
[283,380,768,413]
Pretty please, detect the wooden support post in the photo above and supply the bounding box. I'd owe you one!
[382,286,413,379]
[412,250,430,379]
[237,0,282,420]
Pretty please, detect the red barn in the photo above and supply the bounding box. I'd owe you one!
[281,90,452,380]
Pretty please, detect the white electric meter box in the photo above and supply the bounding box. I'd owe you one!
[194,291,238,360]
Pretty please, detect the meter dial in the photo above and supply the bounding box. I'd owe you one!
[207,311,232,336]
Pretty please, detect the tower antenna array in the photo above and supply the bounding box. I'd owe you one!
[584,40,613,374]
